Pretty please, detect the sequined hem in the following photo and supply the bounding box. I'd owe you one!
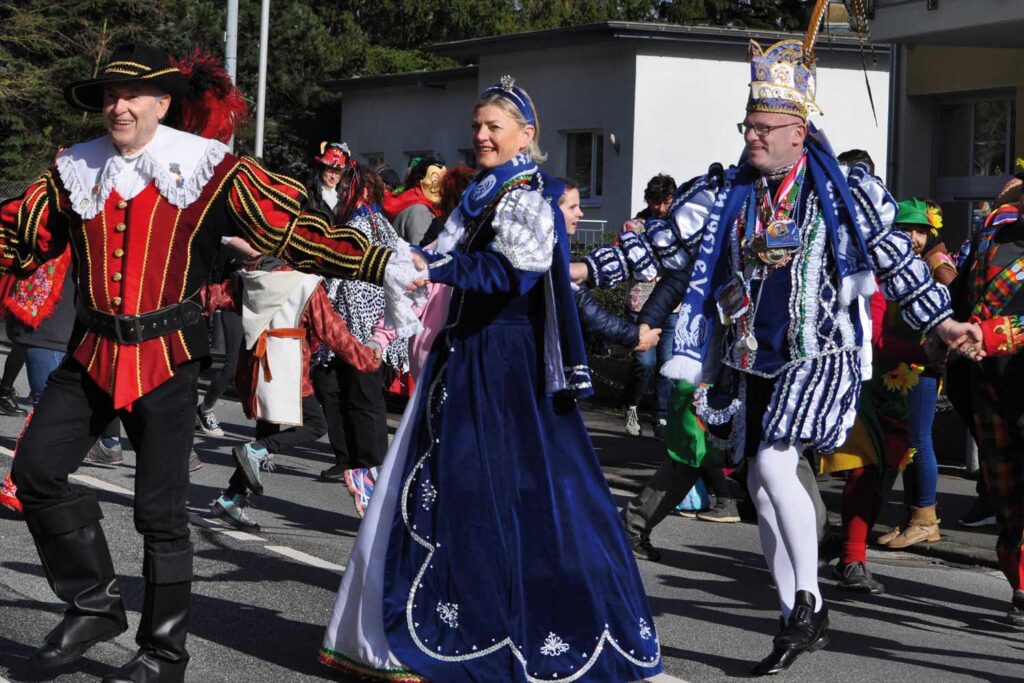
[318,648,427,682]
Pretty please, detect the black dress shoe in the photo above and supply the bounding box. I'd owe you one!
[751,591,829,676]
[833,561,885,594]
[319,464,347,482]
[0,386,26,416]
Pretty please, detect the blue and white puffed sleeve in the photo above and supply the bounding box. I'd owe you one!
[427,188,553,295]
[582,167,722,287]
[848,165,952,332]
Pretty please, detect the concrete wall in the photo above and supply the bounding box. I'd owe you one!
[633,42,890,209]
[339,77,478,172]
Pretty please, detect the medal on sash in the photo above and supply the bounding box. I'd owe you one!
[744,156,806,269]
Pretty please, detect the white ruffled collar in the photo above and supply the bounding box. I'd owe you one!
[56,125,229,220]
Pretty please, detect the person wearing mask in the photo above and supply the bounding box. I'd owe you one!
[382,155,447,246]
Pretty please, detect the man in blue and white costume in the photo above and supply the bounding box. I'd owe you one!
[581,39,980,675]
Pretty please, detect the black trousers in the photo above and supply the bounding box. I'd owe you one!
[13,358,198,557]
[201,310,242,410]
[311,360,387,470]
[225,393,327,496]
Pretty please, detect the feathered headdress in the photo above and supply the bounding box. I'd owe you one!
[174,49,249,143]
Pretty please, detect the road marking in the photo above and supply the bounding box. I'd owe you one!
[69,473,134,496]
[265,545,345,573]
[0,452,343,574]
[191,514,265,542]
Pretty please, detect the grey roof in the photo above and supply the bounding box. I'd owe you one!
[428,20,886,59]
[326,66,478,93]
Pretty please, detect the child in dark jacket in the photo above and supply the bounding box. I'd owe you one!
[558,181,661,353]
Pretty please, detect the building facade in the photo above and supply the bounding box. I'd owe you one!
[330,22,890,234]
[871,0,1024,248]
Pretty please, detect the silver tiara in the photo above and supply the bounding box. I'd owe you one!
[499,75,516,91]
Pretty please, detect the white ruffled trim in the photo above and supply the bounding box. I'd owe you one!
[383,239,428,338]
[56,126,228,220]
[660,356,703,384]
[839,269,876,306]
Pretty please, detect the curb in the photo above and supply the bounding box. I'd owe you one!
[892,538,999,570]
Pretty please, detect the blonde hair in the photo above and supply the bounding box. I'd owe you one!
[474,90,547,163]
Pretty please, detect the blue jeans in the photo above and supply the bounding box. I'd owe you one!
[23,347,66,405]
[903,374,939,508]
[623,311,677,420]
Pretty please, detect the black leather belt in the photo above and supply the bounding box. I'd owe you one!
[77,293,204,345]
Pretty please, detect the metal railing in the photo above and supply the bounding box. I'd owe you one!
[570,219,609,247]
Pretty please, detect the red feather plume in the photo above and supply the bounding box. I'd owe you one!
[173,49,249,143]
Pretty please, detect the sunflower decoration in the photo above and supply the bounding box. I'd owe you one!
[925,204,943,235]
[881,362,922,395]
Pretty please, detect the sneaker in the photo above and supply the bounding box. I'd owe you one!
[0,386,26,416]
[698,498,741,523]
[959,496,997,528]
[188,450,203,472]
[210,494,260,532]
[1009,591,1024,628]
[833,561,885,594]
[319,464,346,482]
[629,533,662,562]
[232,443,272,495]
[196,406,224,436]
[624,406,642,437]
[83,439,124,467]
[652,418,667,440]
[0,474,21,513]
[674,508,699,518]
[345,467,368,518]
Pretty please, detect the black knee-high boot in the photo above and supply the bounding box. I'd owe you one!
[104,546,192,683]
[24,498,128,668]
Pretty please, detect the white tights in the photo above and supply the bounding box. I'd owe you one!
[747,441,822,619]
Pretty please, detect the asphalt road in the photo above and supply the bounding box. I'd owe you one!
[0,372,1021,682]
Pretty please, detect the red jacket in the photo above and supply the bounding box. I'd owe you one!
[0,155,391,409]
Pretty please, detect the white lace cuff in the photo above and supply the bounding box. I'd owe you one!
[382,239,428,338]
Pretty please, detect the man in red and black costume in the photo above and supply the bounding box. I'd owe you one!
[948,181,1024,628]
[2,44,415,682]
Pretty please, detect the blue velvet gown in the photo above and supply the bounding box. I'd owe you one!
[378,209,663,682]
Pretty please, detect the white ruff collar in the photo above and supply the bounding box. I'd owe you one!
[56,125,229,220]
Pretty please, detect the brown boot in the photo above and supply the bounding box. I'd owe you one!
[886,504,941,549]
[877,525,901,546]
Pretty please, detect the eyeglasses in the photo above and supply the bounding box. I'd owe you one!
[737,121,803,137]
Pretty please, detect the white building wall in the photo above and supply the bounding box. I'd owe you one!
[633,43,891,211]
[477,43,638,228]
[340,78,478,172]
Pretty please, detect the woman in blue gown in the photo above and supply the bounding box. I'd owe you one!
[320,77,662,683]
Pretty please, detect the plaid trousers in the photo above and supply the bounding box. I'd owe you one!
[971,377,1024,590]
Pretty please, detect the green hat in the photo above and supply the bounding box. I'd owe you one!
[894,198,932,228]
